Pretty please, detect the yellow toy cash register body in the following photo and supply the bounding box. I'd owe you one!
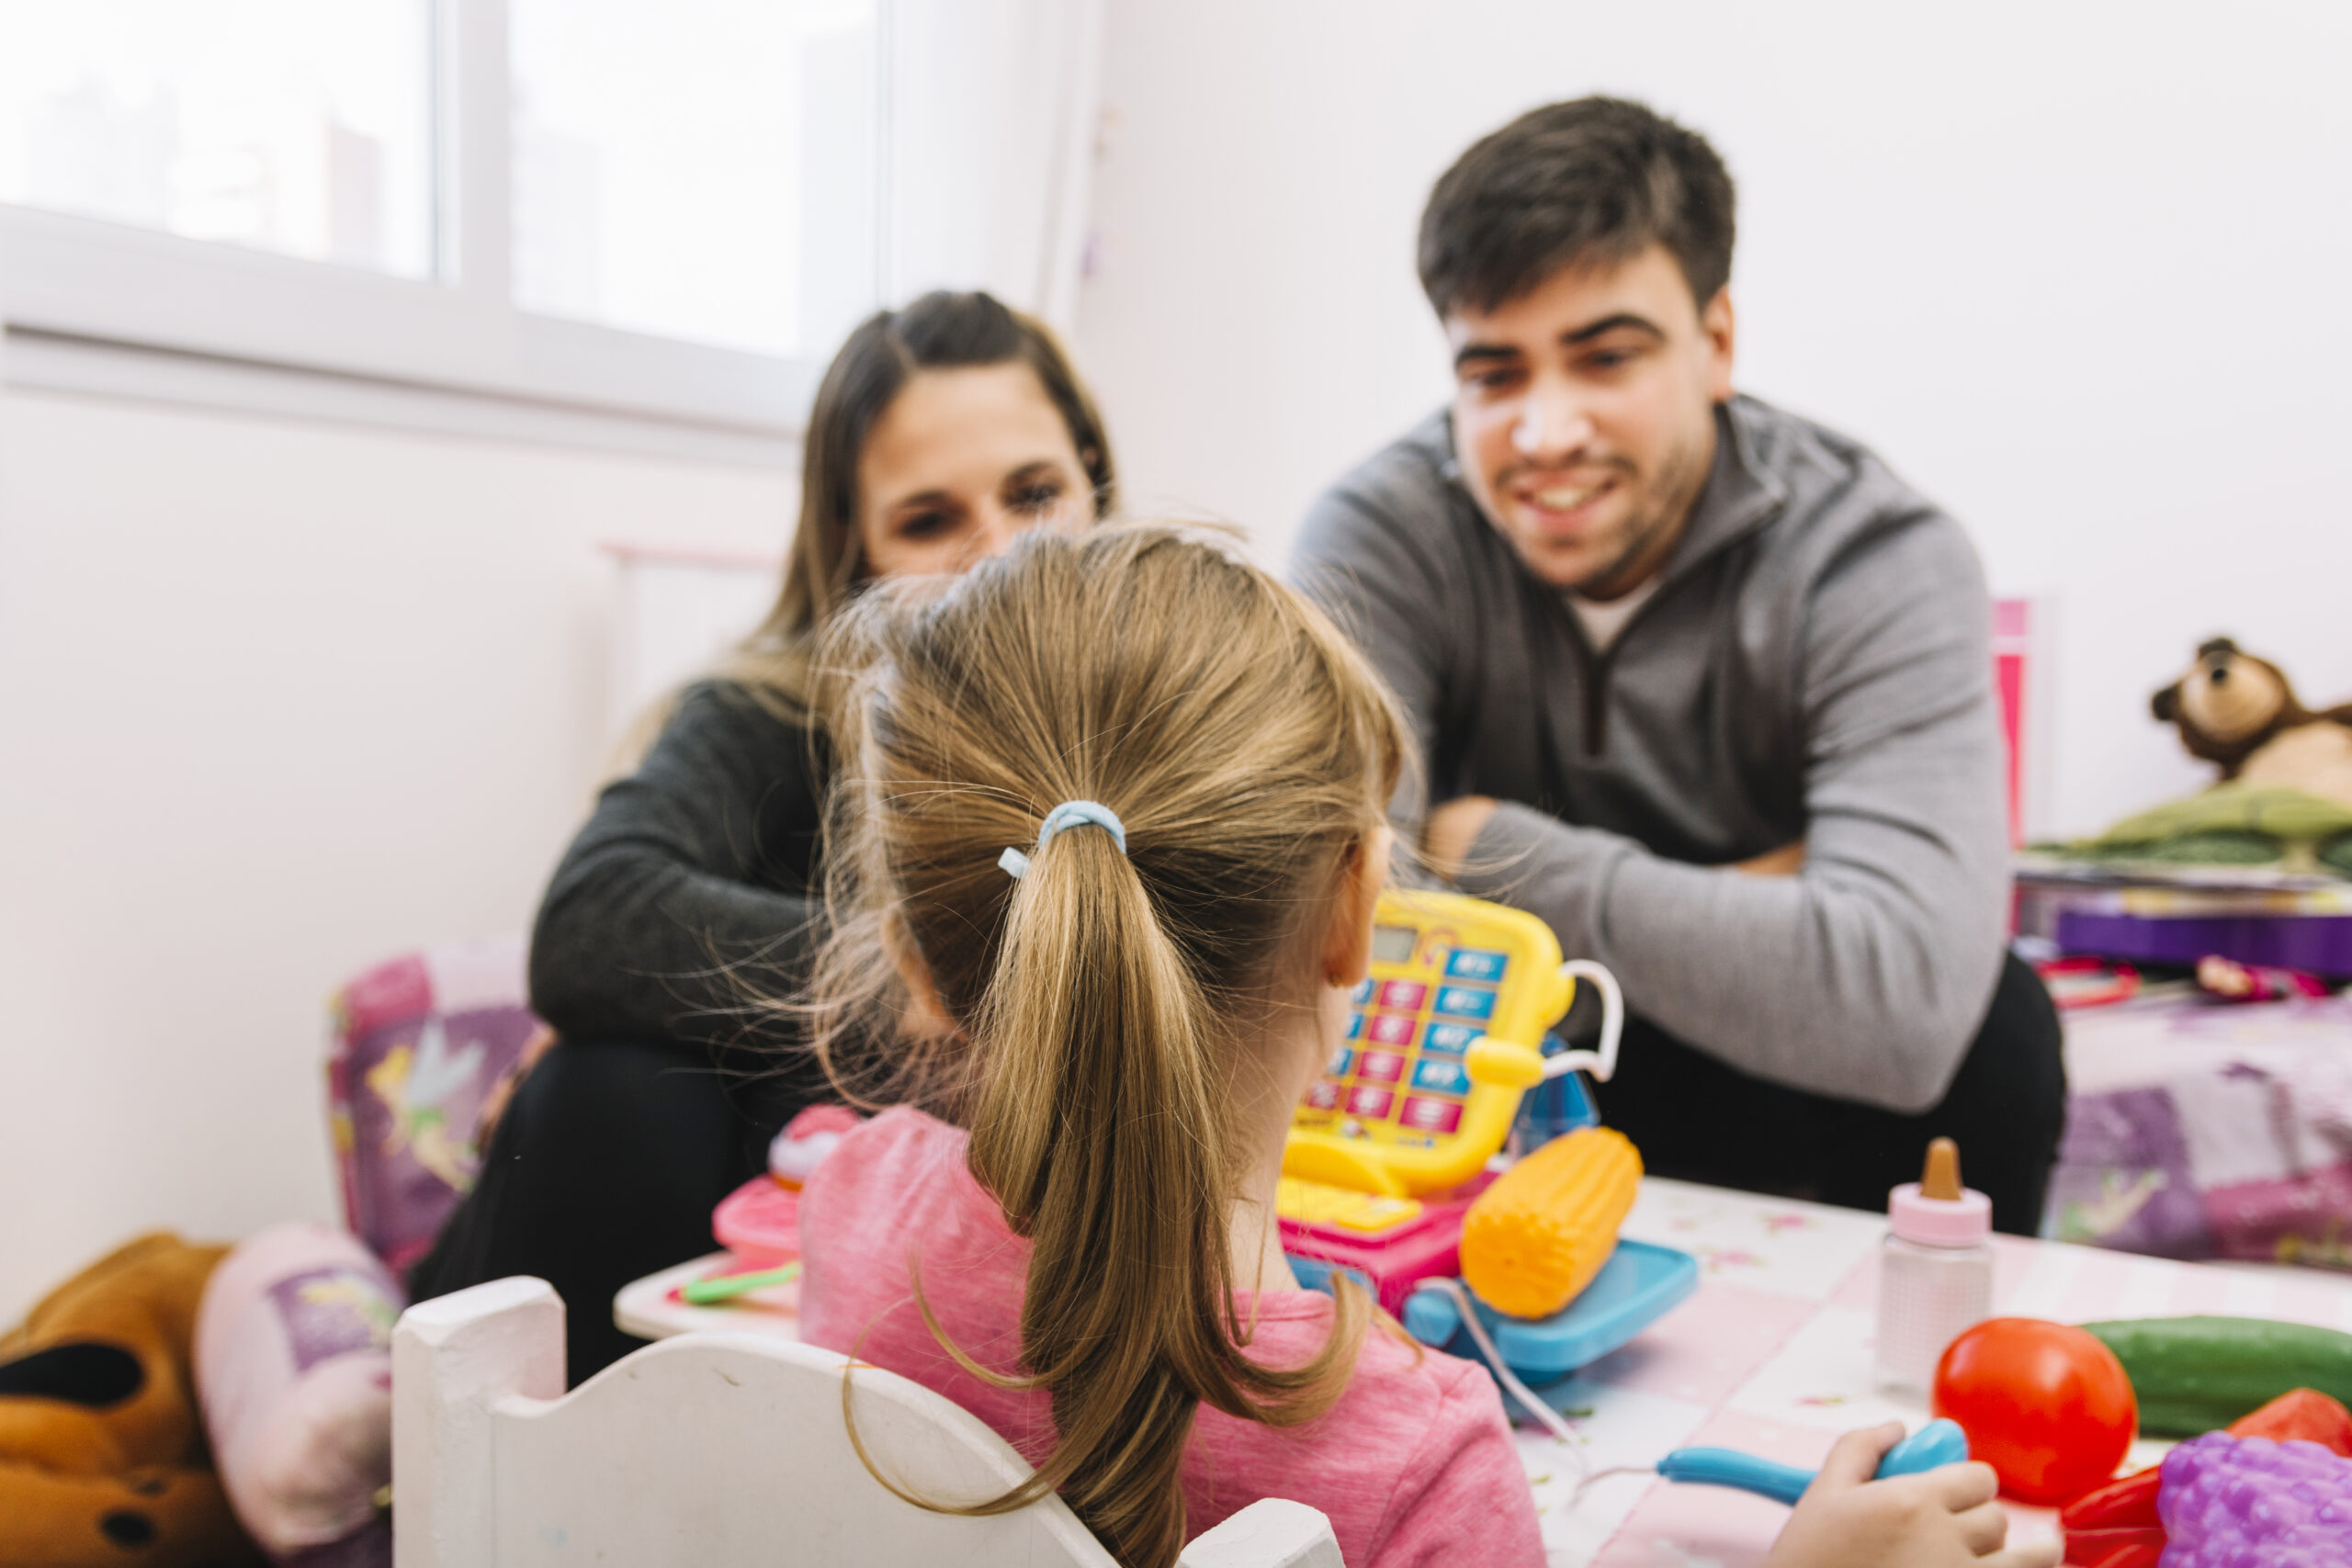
[1284,888,1622,1197]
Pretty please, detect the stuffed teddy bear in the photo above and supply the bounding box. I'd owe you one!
[2151,637,2352,810]
[0,1232,262,1567]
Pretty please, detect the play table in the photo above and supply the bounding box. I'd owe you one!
[615,1177,2352,1567]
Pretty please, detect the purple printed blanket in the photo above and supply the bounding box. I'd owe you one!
[325,936,541,1272]
[2046,993,2352,1269]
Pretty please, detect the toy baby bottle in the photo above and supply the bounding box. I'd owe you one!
[1874,1137,1994,1395]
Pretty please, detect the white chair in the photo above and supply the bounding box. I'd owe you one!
[392,1278,1343,1567]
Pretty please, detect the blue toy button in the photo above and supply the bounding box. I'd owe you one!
[1423,1023,1478,1055]
[1410,1058,1471,1095]
[1444,948,1510,982]
[1432,986,1496,1021]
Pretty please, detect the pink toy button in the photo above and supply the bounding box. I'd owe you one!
[1346,1085,1395,1119]
[1356,1050,1405,1083]
[1364,1013,1417,1047]
[1398,1096,1462,1134]
[1377,979,1429,1011]
[1304,1080,1342,1111]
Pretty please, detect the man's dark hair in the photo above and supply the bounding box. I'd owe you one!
[1418,96,1736,320]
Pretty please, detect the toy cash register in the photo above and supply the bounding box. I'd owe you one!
[1284,888,1622,1197]
[1281,890,1688,1389]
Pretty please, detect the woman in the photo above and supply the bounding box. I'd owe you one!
[410,291,1117,1383]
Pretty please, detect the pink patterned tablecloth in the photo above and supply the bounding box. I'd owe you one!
[1533,1178,2352,1567]
[615,1178,2352,1566]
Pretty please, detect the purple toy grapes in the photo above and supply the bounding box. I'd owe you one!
[2156,1430,2352,1568]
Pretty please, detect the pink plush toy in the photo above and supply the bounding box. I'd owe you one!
[194,1223,401,1565]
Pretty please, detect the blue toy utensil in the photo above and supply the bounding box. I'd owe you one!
[1656,1419,1971,1505]
[1426,1269,1968,1510]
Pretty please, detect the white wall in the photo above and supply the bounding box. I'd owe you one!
[0,388,789,1320]
[1075,0,2352,839]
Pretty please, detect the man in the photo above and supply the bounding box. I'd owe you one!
[1292,97,2064,1231]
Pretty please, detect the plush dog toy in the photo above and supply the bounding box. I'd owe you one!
[0,1232,261,1566]
[2151,637,2352,810]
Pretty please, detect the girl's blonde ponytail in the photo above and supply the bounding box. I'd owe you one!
[972,824,1227,1562]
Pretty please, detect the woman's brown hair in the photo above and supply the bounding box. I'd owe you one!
[804,524,1408,1567]
[729,289,1117,717]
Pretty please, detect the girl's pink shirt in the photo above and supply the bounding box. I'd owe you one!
[797,1106,1546,1568]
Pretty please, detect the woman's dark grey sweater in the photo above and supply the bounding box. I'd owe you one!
[527,681,827,1056]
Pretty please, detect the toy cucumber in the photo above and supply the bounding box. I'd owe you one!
[2078,1316,2352,1437]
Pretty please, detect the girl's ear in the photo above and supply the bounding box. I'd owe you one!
[882,906,957,1038]
[1318,825,1393,989]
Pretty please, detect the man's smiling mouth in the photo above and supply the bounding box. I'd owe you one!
[1514,474,1619,527]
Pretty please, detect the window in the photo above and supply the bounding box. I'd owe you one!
[0,0,436,277]
[0,0,888,444]
[511,0,878,361]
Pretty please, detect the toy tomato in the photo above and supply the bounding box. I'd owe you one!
[1931,1316,2137,1505]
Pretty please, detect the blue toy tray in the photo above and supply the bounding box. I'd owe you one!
[1400,1238,1699,1385]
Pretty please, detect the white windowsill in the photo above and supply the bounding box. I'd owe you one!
[2,325,800,470]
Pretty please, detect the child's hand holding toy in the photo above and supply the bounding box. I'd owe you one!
[1763,1424,2061,1568]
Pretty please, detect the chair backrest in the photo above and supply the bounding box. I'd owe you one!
[390,1278,1343,1568]
[327,936,540,1271]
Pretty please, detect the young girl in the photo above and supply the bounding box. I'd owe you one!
[793,525,2056,1568]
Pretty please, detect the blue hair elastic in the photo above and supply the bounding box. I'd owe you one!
[999,799,1127,880]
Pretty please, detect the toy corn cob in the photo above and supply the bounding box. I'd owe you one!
[1460,1126,1642,1319]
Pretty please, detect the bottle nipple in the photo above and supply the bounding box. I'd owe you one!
[1920,1137,1962,1201]
[1888,1135,1990,1246]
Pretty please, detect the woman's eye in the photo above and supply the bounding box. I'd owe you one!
[896,512,954,539]
[1009,482,1065,513]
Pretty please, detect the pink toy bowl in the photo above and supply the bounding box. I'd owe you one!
[712,1178,801,1268]
[708,1105,865,1266]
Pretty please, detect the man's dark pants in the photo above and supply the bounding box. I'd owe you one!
[1591,951,2064,1235]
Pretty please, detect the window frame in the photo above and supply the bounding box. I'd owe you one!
[0,0,889,443]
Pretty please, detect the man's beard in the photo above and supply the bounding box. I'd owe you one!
[1574,423,1712,599]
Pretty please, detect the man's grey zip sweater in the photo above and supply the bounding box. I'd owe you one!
[1291,394,2009,1113]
